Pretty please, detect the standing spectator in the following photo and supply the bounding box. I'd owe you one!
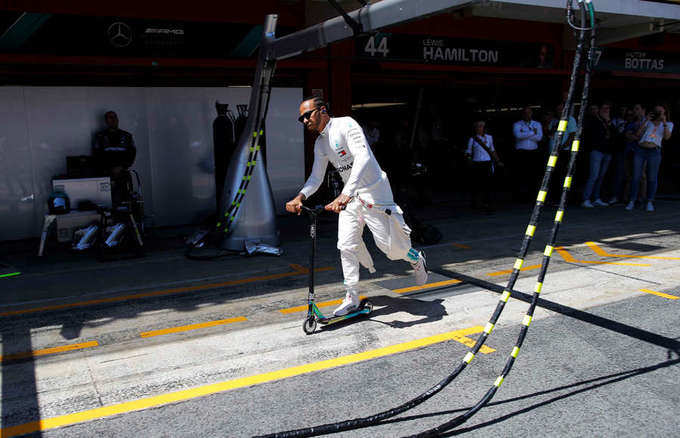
[512,106,543,201]
[582,102,615,207]
[619,104,647,204]
[609,107,635,204]
[540,110,556,153]
[626,104,674,212]
[465,121,503,211]
[548,102,577,203]
[611,105,628,135]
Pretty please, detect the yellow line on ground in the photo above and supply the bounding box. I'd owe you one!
[0,341,99,363]
[0,266,333,318]
[554,247,650,266]
[393,279,462,294]
[639,289,679,300]
[279,296,367,314]
[450,334,495,354]
[0,326,491,437]
[585,242,680,261]
[140,316,248,338]
[486,264,542,277]
[452,243,471,249]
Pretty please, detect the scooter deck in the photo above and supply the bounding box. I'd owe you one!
[318,306,371,325]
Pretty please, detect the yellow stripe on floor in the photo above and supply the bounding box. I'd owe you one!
[0,326,491,437]
[0,341,98,363]
[140,316,248,338]
[486,264,542,277]
[554,247,650,266]
[585,242,680,261]
[639,289,679,300]
[393,279,461,294]
[0,266,333,318]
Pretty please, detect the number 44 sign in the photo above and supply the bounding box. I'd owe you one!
[363,34,390,57]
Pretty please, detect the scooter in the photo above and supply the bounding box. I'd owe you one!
[299,205,372,335]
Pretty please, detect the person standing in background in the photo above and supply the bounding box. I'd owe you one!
[626,104,673,212]
[609,107,634,204]
[512,106,543,202]
[93,111,136,206]
[466,120,503,211]
[581,102,615,208]
[619,104,647,205]
[548,102,577,204]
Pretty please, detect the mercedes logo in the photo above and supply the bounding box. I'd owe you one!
[107,22,133,48]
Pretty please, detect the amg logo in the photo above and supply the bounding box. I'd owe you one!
[145,28,185,35]
[336,163,353,173]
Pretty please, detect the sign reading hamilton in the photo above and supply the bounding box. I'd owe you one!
[356,34,554,69]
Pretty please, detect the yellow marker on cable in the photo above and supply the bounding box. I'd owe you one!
[514,258,524,270]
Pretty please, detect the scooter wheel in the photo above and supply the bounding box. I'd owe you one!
[303,317,317,335]
[359,298,373,312]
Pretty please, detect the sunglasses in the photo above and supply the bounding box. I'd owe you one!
[298,108,319,123]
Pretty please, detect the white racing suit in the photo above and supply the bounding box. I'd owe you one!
[299,117,420,289]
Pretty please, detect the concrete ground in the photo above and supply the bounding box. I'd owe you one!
[1,197,679,437]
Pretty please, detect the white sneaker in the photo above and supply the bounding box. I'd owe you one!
[581,200,594,208]
[411,251,428,286]
[334,289,360,316]
[646,201,655,212]
[593,199,609,207]
[608,196,618,204]
[625,201,635,211]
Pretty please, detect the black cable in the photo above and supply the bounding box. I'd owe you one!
[327,0,363,35]
[405,2,596,436]
[567,0,594,31]
[257,1,596,437]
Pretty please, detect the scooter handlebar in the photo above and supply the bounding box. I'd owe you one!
[299,205,324,216]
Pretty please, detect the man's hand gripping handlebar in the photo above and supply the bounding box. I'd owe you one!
[285,193,349,216]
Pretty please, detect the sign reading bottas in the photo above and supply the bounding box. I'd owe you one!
[356,34,554,69]
[593,48,680,74]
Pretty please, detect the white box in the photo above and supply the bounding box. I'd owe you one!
[52,177,112,210]
[55,211,101,243]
